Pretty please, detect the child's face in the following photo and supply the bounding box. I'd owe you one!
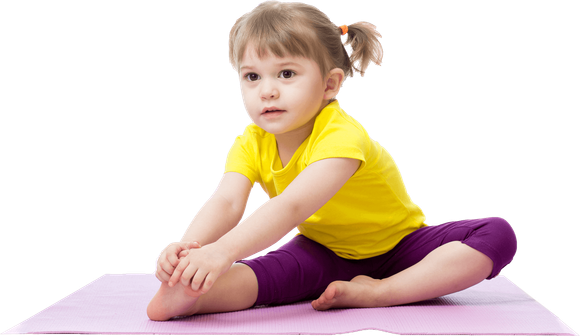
[239,44,328,137]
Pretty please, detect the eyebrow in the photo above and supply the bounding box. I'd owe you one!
[240,62,303,71]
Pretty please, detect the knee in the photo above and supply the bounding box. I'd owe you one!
[487,217,516,240]
[486,217,518,261]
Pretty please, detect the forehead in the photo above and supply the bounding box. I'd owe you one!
[240,44,314,70]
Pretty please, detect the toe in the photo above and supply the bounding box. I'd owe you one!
[311,296,325,311]
[312,297,330,311]
[312,282,338,311]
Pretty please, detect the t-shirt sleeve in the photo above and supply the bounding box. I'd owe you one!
[307,119,368,172]
[224,127,260,186]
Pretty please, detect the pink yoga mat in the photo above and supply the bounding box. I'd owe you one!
[4,274,577,335]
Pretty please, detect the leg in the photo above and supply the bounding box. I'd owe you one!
[237,234,376,306]
[147,263,258,321]
[313,217,517,310]
[378,241,493,306]
[312,241,492,310]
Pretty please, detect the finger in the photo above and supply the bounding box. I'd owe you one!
[167,250,180,268]
[180,263,199,287]
[200,272,218,294]
[160,257,176,276]
[156,257,171,281]
[156,269,170,283]
[156,258,171,282]
[190,269,208,292]
[178,250,189,258]
[190,241,201,248]
[168,258,188,287]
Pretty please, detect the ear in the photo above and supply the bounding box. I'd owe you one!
[323,68,345,100]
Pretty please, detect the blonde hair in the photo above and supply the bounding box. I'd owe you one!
[229,1,383,81]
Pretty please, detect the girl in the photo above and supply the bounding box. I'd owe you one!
[147,1,517,321]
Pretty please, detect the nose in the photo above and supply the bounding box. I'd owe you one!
[260,79,279,100]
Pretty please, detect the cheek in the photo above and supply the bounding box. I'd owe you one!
[242,94,264,122]
[293,80,322,98]
[240,87,255,105]
[240,84,249,96]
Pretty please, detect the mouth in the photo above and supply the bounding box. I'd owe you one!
[262,107,286,114]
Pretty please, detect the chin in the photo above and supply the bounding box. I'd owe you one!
[258,124,286,135]
[260,126,281,134]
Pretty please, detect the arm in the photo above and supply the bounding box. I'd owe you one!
[218,157,361,261]
[180,172,252,246]
[170,157,361,292]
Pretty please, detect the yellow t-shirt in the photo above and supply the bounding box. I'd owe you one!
[225,100,427,259]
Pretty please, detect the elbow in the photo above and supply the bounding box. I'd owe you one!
[273,194,310,229]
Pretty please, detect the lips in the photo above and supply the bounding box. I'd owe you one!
[262,106,286,114]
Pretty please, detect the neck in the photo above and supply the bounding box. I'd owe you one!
[274,99,330,153]
[274,118,314,154]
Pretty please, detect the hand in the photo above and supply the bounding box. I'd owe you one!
[168,243,233,294]
[155,241,201,283]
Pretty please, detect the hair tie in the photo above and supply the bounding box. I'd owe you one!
[339,25,348,36]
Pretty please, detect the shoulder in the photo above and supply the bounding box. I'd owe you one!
[305,101,371,170]
[313,101,369,138]
[310,101,370,149]
[241,123,268,138]
[233,123,272,147]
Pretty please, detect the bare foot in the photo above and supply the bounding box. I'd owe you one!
[311,275,384,311]
[147,281,203,321]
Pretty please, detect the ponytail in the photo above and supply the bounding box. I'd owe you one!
[343,22,383,77]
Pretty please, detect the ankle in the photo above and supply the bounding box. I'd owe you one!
[372,278,393,307]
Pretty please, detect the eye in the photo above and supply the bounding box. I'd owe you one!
[244,73,260,82]
[279,70,296,79]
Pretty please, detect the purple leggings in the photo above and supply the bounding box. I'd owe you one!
[237,217,517,306]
